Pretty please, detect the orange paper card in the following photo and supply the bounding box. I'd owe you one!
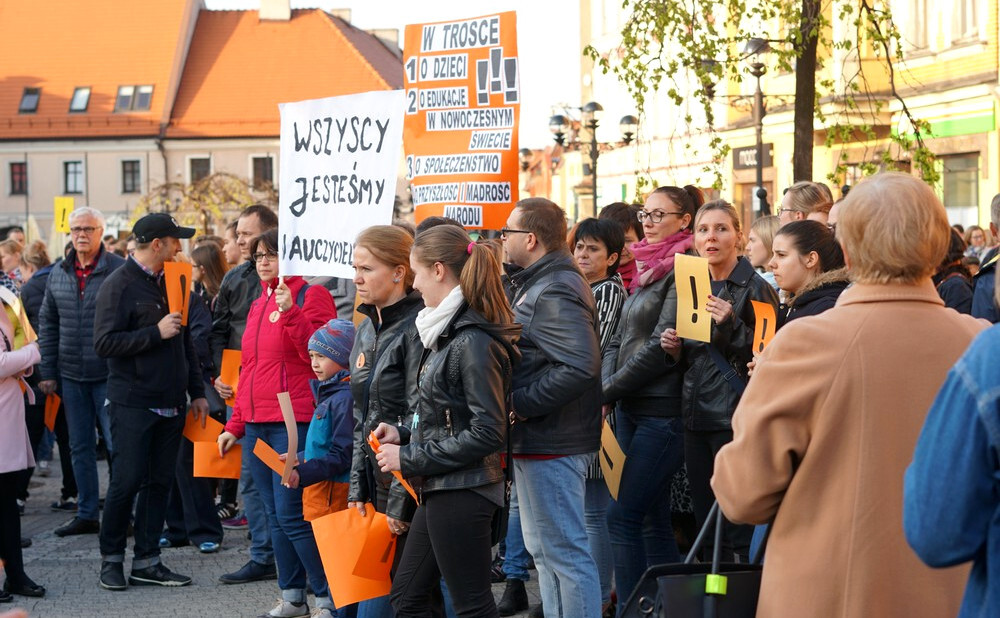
[368,432,418,502]
[44,393,61,432]
[277,392,299,484]
[193,441,241,479]
[219,349,241,407]
[352,513,396,581]
[182,410,225,442]
[253,438,286,476]
[312,507,392,607]
[751,300,777,354]
[164,261,193,325]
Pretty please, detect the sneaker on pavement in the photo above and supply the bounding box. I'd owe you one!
[99,562,127,591]
[219,560,277,584]
[310,608,335,618]
[198,541,221,554]
[128,563,192,587]
[36,460,51,477]
[259,599,309,618]
[222,514,248,529]
[216,502,239,521]
[50,498,78,512]
[55,517,100,537]
[16,499,24,516]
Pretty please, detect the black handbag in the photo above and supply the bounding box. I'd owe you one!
[620,501,768,618]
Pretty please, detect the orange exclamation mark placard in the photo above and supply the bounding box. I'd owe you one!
[54,197,74,233]
[751,300,777,353]
[164,261,193,325]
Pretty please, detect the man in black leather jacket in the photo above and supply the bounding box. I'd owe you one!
[208,204,279,585]
[502,198,603,618]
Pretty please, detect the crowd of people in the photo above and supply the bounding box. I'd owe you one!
[1,170,999,618]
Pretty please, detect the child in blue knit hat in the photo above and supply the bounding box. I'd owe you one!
[283,319,355,528]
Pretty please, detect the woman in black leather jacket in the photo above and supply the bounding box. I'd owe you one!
[660,200,779,561]
[373,225,520,618]
[601,185,703,613]
[347,225,423,617]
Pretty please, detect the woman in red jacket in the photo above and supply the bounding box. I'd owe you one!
[219,228,339,618]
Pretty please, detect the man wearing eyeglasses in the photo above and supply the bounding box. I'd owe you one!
[38,207,125,538]
[503,198,603,618]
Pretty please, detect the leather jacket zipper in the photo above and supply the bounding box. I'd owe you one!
[445,408,453,436]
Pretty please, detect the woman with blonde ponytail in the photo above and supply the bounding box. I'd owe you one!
[372,225,519,617]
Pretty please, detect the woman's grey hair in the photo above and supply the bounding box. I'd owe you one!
[68,207,105,227]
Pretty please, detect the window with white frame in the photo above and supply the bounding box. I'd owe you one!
[64,161,84,194]
[252,156,274,190]
[121,160,141,194]
[189,157,211,184]
[939,153,979,227]
[952,0,980,42]
[893,0,929,52]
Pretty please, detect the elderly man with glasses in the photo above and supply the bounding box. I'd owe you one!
[38,207,125,537]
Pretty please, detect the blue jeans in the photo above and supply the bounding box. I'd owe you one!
[501,484,531,581]
[515,454,600,618]
[62,378,111,521]
[584,478,612,605]
[246,423,331,608]
[607,413,683,614]
[240,433,274,565]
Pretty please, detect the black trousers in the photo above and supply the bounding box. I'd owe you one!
[684,429,753,562]
[99,403,184,563]
[0,471,27,585]
[163,437,223,545]
[391,489,499,618]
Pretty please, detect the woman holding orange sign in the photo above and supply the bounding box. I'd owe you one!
[372,226,519,618]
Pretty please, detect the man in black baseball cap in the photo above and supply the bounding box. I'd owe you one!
[92,211,207,591]
[131,213,196,244]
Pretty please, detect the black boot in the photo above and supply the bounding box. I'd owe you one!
[497,579,529,617]
[529,603,544,618]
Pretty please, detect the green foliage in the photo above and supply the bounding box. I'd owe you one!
[584,0,937,191]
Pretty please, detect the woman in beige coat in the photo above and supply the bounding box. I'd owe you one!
[712,172,984,617]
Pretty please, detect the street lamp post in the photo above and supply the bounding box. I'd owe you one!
[746,38,771,217]
[549,102,638,219]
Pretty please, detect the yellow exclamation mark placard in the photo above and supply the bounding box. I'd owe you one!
[54,197,74,233]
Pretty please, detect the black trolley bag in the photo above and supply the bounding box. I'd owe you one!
[621,500,768,618]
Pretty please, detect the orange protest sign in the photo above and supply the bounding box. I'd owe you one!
[164,261,193,325]
[44,393,61,432]
[352,513,396,581]
[312,507,392,607]
[182,410,225,443]
[751,300,777,354]
[368,432,418,502]
[193,442,241,479]
[219,349,241,407]
[253,438,285,476]
[403,12,520,230]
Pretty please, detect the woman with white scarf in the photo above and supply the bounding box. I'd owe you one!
[372,225,520,617]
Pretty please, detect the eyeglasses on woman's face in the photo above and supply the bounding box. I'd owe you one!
[252,251,278,264]
[636,210,684,224]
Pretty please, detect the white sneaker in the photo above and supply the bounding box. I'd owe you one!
[259,599,310,618]
[37,460,51,477]
[310,609,335,618]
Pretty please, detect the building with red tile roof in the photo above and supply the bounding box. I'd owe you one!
[0,0,402,235]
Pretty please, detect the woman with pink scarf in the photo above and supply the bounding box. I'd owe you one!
[600,185,703,613]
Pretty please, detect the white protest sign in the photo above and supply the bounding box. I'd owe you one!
[278,90,404,278]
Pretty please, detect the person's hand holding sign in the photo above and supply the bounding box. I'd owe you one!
[705,294,734,325]
[274,278,292,313]
[373,422,401,473]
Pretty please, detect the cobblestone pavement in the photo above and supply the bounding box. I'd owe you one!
[13,454,540,617]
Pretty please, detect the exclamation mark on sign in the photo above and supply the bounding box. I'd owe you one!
[503,58,519,104]
[61,208,69,231]
[476,59,489,105]
[179,274,188,324]
[490,48,503,93]
[690,276,700,323]
[758,318,768,352]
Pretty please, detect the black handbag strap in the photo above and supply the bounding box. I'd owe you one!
[707,345,746,396]
[685,500,769,568]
